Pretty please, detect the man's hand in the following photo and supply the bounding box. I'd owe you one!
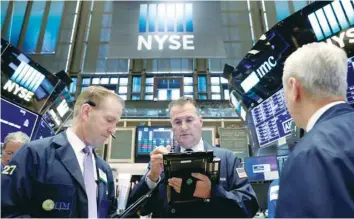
[192,173,211,199]
[147,146,170,182]
[168,178,182,193]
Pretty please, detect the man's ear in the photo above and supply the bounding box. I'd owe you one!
[81,104,91,122]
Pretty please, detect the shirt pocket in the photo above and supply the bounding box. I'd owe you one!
[33,182,77,218]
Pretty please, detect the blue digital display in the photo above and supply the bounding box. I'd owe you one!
[0,98,38,143]
[245,156,279,182]
[136,126,175,155]
[277,155,288,174]
[251,89,293,147]
[32,118,55,140]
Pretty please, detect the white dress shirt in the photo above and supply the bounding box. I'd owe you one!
[66,128,97,181]
[306,101,345,132]
[146,139,205,189]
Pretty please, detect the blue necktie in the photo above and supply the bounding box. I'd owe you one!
[83,146,98,218]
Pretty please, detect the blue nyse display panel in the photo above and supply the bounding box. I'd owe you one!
[32,119,55,140]
[347,56,354,103]
[0,98,38,143]
[251,89,293,147]
[245,155,279,182]
[1,38,66,114]
[135,126,175,155]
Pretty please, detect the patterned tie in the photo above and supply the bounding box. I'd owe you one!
[83,146,98,218]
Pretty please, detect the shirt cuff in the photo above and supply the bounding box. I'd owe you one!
[145,175,161,189]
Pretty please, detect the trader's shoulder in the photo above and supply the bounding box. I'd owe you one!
[210,146,236,159]
[24,133,66,154]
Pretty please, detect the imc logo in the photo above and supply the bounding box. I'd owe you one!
[10,61,45,92]
[282,119,293,134]
[137,3,195,51]
[308,0,354,41]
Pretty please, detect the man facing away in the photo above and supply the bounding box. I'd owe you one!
[2,86,125,218]
[129,97,259,218]
[276,42,354,217]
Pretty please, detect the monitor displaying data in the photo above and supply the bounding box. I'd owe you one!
[251,89,293,147]
[347,57,354,104]
[0,98,38,143]
[245,155,279,182]
[32,118,55,140]
[135,126,175,155]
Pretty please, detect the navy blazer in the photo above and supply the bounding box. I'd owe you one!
[1,132,116,218]
[128,142,259,218]
[276,103,354,217]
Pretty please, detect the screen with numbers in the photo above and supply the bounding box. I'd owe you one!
[135,126,176,155]
[347,57,354,104]
[0,98,38,143]
[251,89,293,147]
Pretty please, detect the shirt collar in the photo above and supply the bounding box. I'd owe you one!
[180,138,204,152]
[306,101,345,132]
[66,128,87,154]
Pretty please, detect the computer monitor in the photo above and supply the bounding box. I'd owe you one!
[244,155,279,182]
[135,126,176,156]
[347,56,354,104]
[251,88,293,148]
[1,98,39,143]
[32,118,55,140]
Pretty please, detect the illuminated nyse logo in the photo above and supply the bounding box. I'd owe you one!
[241,56,277,93]
[137,3,194,51]
[308,0,354,47]
[3,62,44,102]
[282,119,293,134]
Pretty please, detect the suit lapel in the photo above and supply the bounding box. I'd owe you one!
[54,132,86,192]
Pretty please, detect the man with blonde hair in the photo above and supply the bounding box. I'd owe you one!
[2,86,125,218]
[276,42,354,217]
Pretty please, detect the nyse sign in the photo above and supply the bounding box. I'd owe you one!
[3,80,34,102]
[137,34,194,51]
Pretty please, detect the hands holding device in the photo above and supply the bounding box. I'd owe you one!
[168,173,211,199]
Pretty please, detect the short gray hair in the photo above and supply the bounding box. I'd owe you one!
[3,131,30,149]
[283,42,348,99]
[168,96,200,116]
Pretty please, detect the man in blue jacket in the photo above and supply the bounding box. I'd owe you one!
[276,42,354,217]
[1,86,124,218]
[129,97,259,217]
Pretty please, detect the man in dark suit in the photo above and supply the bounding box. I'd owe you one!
[1,86,124,218]
[129,97,259,217]
[276,42,354,217]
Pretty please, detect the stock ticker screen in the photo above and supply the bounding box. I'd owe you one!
[245,155,279,182]
[251,89,293,147]
[32,119,55,140]
[0,98,38,143]
[136,126,175,155]
[347,57,354,104]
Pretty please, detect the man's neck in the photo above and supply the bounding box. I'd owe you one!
[302,97,345,130]
[71,123,89,145]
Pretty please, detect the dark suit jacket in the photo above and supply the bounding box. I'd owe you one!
[1,132,116,218]
[276,103,354,217]
[128,142,259,218]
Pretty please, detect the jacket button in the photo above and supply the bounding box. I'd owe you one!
[171,208,176,213]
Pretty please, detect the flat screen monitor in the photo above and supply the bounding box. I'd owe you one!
[32,118,55,140]
[1,38,66,114]
[0,98,39,143]
[251,89,293,147]
[245,155,279,182]
[276,155,288,174]
[42,87,74,132]
[135,126,176,156]
[347,56,354,104]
